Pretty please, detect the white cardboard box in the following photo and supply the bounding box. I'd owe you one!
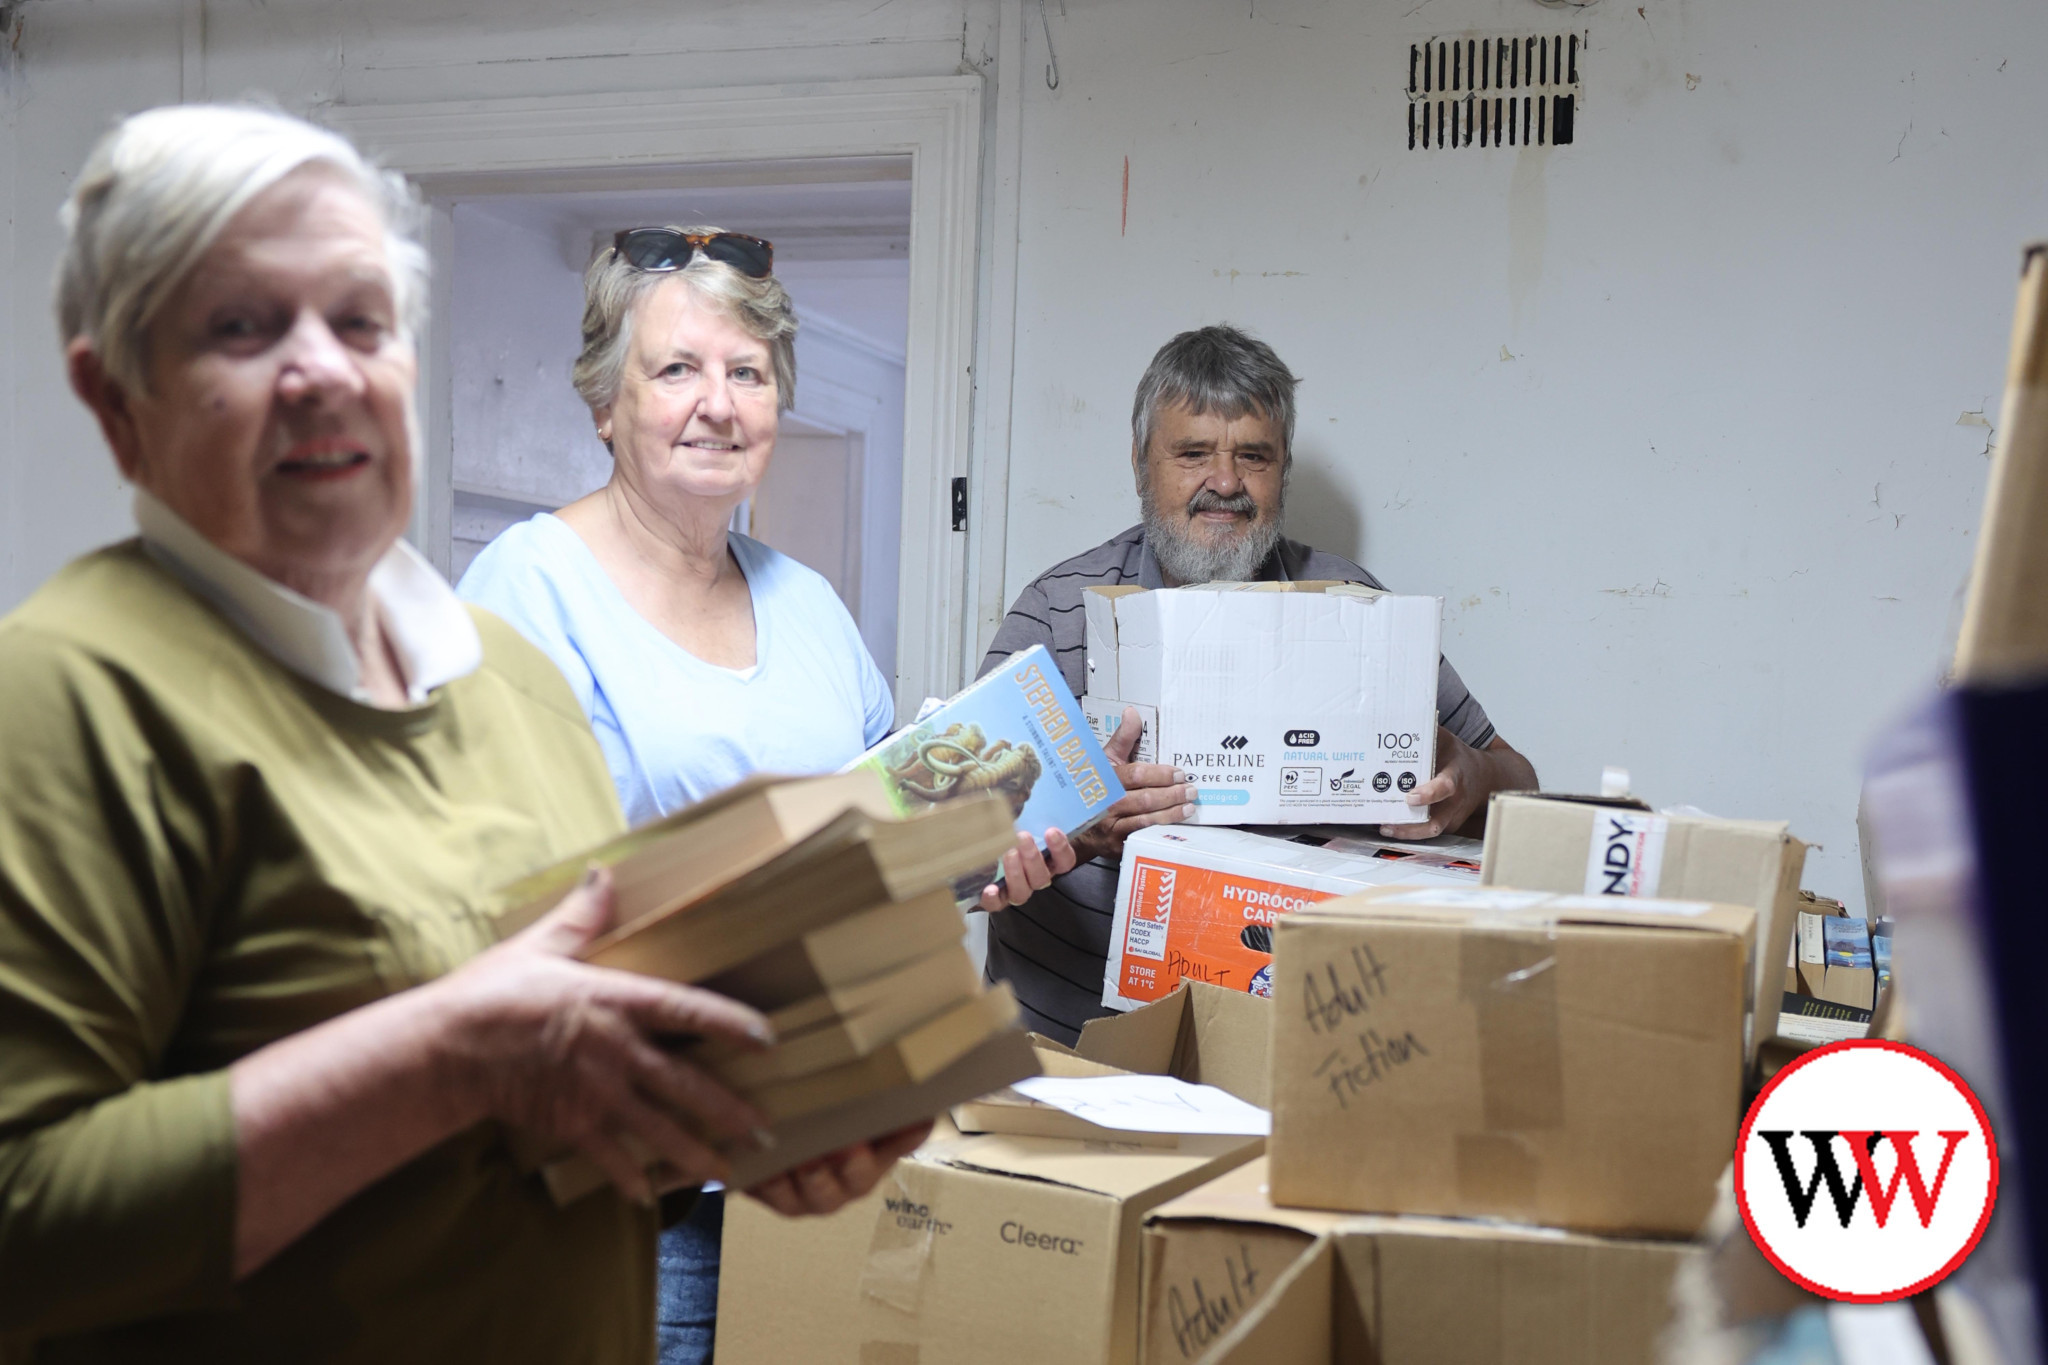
[1103,825,1473,1012]
[1080,582,1442,825]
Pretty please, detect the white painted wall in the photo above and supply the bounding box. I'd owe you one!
[999,0,2048,910]
[2,3,186,613]
[448,202,613,512]
[6,0,2047,913]
[778,258,912,360]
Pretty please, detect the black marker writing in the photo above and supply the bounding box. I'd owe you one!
[1315,1028,1431,1109]
[1167,1242,1270,1357]
[1301,943,1393,1035]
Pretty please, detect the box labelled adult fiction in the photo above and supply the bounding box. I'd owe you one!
[1102,825,1477,1013]
[1480,790,1805,1051]
[716,984,1270,1365]
[1191,1219,1695,1365]
[1265,887,1754,1238]
[1138,1156,1358,1365]
[1079,582,1440,825]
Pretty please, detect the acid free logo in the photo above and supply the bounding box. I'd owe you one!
[1736,1040,1996,1302]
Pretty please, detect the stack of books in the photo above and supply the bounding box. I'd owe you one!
[496,769,1041,1203]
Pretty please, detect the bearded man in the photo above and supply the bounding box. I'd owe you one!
[977,324,1537,1043]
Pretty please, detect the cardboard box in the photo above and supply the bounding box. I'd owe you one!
[1080,582,1441,825]
[717,984,1270,1365]
[1103,825,1476,1012]
[1266,887,1754,1238]
[1194,1221,1696,1365]
[1139,1157,1356,1365]
[1479,791,1806,1050]
[1789,892,1848,1000]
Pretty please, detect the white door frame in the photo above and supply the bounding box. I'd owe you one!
[332,77,985,713]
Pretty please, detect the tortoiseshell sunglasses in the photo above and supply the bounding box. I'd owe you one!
[611,228,774,278]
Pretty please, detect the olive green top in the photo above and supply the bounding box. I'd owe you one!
[0,543,646,1364]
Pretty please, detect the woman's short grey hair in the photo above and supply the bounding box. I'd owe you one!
[1131,324,1300,464]
[54,103,428,393]
[571,227,799,416]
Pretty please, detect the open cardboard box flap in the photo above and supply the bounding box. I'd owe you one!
[931,1130,1265,1199]
[952,984,1272,1160]
[1152,1154,1671,1246]
[950,1042,1184,1149]
[1194,1221,1697,1365]
[721,983,1270,1365]
[1146,1155,1359,1241]
[1075,979,1272,1107]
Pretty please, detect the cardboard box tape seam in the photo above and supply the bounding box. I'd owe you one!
[858,1162,943,1316]
[1457,930,1563,1210]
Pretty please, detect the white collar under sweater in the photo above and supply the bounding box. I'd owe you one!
[134,489,482,707]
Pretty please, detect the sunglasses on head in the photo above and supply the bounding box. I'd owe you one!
[612,228,775,279]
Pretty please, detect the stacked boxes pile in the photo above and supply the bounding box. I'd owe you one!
[711,585,1828,1364]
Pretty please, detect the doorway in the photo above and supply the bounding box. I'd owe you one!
[439,167,911,678]
[336,77,991,712]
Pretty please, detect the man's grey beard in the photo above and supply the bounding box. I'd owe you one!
[1141,485,1285,584]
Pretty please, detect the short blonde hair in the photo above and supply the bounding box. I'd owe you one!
[54,103,428,392]
[571,226,798,415]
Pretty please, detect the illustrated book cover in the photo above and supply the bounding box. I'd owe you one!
[849,644,1126,896]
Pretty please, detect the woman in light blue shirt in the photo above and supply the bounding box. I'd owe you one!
[463,494,894,825]
[460,230,893,826]
[460,226,1067,1365]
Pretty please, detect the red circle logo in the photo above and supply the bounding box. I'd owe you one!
[1735,1039,1998,1302]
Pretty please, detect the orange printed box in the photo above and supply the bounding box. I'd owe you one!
[1104,826,1476,1011]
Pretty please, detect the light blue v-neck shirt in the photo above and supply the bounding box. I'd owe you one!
[457,514,894,827]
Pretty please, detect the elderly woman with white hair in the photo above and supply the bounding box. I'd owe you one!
[0,104,919,1363]
[455,231,1078,1360]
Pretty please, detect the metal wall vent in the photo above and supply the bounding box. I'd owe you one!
[1408,33,1583,150]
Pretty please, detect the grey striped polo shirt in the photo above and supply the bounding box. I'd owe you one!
[976,523,1497,1044]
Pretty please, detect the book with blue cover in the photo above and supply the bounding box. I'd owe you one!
[849,645,1126,898]
[1822,915,1873,969]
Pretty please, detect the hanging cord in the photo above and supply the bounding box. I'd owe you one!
[1038,0,1060,89]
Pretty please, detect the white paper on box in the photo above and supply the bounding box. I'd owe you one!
[1581,811,1668,896]
[1009,1075,1272,1136]
[1084,584,1442,825]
